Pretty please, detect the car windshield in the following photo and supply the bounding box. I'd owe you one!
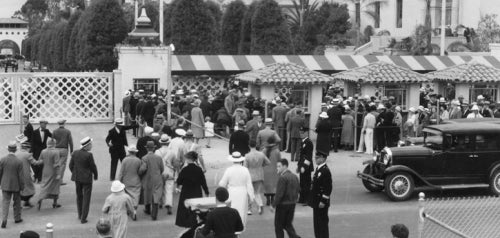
[423,128,443,150]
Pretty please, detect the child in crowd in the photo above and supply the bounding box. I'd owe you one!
[205,116,214,148]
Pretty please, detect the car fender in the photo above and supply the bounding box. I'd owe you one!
[362,159,375,165]
[488,162,500,178]
[383,165,434,187]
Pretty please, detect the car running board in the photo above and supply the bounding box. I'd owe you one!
[438,184,489,190]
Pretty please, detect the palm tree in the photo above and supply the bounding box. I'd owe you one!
[287,0,319,32]
[347,0,387,46]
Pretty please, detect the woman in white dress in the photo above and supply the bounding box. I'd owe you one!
[218,152,255,231]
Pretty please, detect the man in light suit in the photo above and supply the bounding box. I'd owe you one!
[272,97,288,151]
[0,141,25,228]
[31,119,52,183]
[256,118,281,151]
[448,100,462,120]
[122,91,131,126]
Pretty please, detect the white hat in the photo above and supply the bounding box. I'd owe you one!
[125,91,130,96]
[252,110,260,116]
[80,136,93,148]
[408,107,416,112]
[175,90,184,95]
[144,126,154,135]
[275,97,282,102]
[477,95,485,100]
[471,105,479,111]
[319,112,328,118]
[332,98,340,103]
[344,105,350,110]
[16,134,28,143]
[127,145,138,152]
[265,118,273,124]
[110,180,125,193]
[228,152,245,163]
[151,132,160,137]
[193,94,199,98]
[348,97,353,101]
[114,118,124,125]
[151,94,157,98]
[159,134,171,144]
[369,102,375,106]
[364,95,370,100]
[244,92,251,97]
[451,100,460,105]
[175,128,186,136]
[418,106,425,111]
[377,104,385,110]
[395,106,401,111]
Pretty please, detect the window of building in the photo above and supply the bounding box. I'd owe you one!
[396,0,403,28]
[382,84,407,110]
[374,2,381,28]
[275,85,310,112]
[469,84,498,103]
[355,3,361,27]
[133,78,158,94]
[434,0,452,27]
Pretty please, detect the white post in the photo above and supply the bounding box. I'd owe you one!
[46,223,54,238]
[440,0,446,56]
[134,0,138,27]
[159,0,164,45]
[166,44,174,124]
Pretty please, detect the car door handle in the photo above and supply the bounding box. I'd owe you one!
[468,155,475,158]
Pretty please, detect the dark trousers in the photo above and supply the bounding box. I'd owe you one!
[32,164,43,182]
[275,204,299,238]
[331,129,341,151]
[277,127,286,151]
[2,191,21,222]
[110,151,125,180]
[313,207,329,238]
[290,138,301,162]
[75,182,92,221]
[20,195,33,202]
[298,173,311,203]
[145,203,159,220]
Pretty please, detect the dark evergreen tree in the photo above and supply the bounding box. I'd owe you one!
[221,0,246,54]
[205,1,222,51]
[51,22,67,71]
[238,1,258,54]
[315,2,351,46]
[67,11,88,71]
[170,0,218,54]
[81,0,128,71]
[250,0,294,54]
[63,10,81,71]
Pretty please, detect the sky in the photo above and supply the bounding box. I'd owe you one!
[1,0,25,18]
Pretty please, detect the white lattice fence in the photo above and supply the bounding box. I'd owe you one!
[0,75,15,122]
[0,73,114,124]
[173,76,225,94]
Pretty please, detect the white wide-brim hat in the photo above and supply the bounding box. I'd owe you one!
[110,180,125,193]
[80,136,93,148]
[175,128,186,137]
[228,152,245,163]
[127,145,138,152]
[319,112,328,118]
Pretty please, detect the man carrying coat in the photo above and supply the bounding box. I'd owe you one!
[69,137,98,224]
[0,141,24,228]
[309,151,332,238]
[105,118,136,181]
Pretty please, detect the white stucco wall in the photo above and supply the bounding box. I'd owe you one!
[0,27,28,54]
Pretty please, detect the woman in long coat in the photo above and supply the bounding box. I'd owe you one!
[262,136,280,206]
[176,151,209,228]
[119,146,144,208]
[219,152,255,231]
[103,181,136,238]
[341,108,355,150]
[315,112,333,155]
[37,138,62,210]
[16,142,40,207]
[190,99,205,143]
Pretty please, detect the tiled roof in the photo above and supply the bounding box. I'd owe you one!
[331,61,429,83]
[0,18,28,24]
[236,62,335,85]
[426,62,500,83]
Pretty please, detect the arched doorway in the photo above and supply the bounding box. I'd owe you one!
[0,39,20,56]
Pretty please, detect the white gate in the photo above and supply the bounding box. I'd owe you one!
[0,72,114,124]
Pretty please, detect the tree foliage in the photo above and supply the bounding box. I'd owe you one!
[477,14,500,51]
[238,1,259,54]
[21,0,48,36]
[221,0,246,54]
[250,0,294,54]
[170,0,219,54]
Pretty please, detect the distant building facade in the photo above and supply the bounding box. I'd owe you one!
[0,18,28,55]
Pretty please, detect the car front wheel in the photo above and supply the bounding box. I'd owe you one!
[385,172,414,201]
[362,166,383,192]
[489,170,500,196]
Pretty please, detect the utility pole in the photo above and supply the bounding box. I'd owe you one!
[159,0,164,45]
[440,0,446,56]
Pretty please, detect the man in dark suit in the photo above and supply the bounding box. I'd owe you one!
[69,137,98,224]
[129,92,139,137]
[272,98,288,151]
[22,115,33,143]
[297,127,313,204]
[245,111,264,147]
[31,119,52,182]
[327,99,343,152]
[271,159,301,238]
[0,141,24,228]
[309,151,332,238]
[141,96,156,127]
[201,187,243,238]
[229,120,250,156]
[105,118,137,180]
[288,110,306,162]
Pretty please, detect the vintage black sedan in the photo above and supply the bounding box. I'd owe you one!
[358,119,500,201]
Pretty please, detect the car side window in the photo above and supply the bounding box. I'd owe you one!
[449,134,474,152]
[475,134,499,151]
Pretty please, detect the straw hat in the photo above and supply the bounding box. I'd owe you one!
[114,118,124,125]
[110,180,125,193]
[16,134,28,143]
[252,110,260,116]
[228,151,245,163]
[319,112,328,118]
[377,104,386,110]
[80,136,93,148]
[471,105,479,111]
[264,118,273,124]
[408,107,416,113]
[144,126,154,135]
[175,128,186,137]
[127,145,138,153]
[159,134,171,144]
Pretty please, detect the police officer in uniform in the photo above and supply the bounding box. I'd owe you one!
[308,151,332,238]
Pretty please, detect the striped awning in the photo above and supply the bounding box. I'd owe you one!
[172,55,500,72]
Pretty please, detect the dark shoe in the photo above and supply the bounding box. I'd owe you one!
[37,201,42,211]
[81,219,88,224]
[152,216,157,221]
[166,206,172,215]
[1,221,6,228]
[159,205,163,209]
[14,219,23,224]
[61,182,67,186]
[24,202,33,208]
[144,209,151,215]
[52,204,62,208]
[132,213,137,221]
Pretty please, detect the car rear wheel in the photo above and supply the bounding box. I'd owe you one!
[385,172,414,201]
[489,170,500,196]
[362,166,383,192]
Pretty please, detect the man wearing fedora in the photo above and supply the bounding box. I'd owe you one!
[140,141,164,220]
[31,119,52,183]
[106,118,137,181]
[155,135,175,214]
[245,111,264,147]
[0,141,25,228]
[52,119,73,185]
[118,145,143,211]
[16,140,40,208]
[272,97,288,151]
[69,137,98,224]
[256,118,281,151]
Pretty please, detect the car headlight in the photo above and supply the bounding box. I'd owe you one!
[373,151,380,161]
[383,154,389,165]
[383,147,393,165]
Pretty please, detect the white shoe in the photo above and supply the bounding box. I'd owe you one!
[247,211,252,215]
[356,150,364,153]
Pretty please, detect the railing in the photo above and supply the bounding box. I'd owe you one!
[353,41,374,55]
